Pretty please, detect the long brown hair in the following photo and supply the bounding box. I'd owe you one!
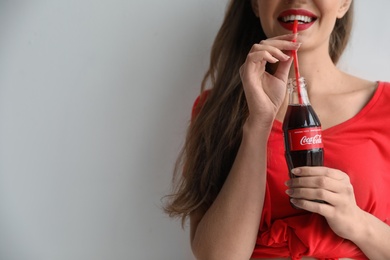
[164,0,354,225]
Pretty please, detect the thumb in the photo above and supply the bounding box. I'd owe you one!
[273,56,293,83]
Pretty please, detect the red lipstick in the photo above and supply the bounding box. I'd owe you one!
[278,9,317,31]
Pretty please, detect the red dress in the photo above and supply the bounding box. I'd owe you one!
[192,82,390,259]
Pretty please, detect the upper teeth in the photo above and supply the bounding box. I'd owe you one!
[282,15,313,23]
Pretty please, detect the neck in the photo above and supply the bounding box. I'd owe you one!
[288,44,343,95]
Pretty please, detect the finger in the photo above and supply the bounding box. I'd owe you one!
[264,33,298,42]
[258,39,301,52]
[290,198,335,217]
[288,175,343,191]
[250,44,291,62]
[287,186,338,205]
[288,172,355,205]
[288,173,349,198]
[292,167,346,181]
[247,51,280,64]
[241,51,280,81]
[273,55,293,82]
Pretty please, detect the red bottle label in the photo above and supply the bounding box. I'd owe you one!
[287,127,324,151]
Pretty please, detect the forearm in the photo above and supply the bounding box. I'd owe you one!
[192,124,270,260]
[351,210,390,259]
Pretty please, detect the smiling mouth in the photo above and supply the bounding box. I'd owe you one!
[279,15,317,24]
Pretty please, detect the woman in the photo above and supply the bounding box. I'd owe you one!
[164,0,390,259]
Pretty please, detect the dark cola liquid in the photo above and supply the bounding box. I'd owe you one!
[283,105,324,173]
[283,104,325,206]
[283,104,324,172]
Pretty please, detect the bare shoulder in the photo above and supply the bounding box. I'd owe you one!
[341,73,378,95]
[189,207,206,243]
[341,74,378,111]
[313,73,378,130]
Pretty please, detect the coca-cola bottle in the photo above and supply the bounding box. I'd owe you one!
[282,77,324,205]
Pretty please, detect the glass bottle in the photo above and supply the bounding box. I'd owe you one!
[282,77,325,206]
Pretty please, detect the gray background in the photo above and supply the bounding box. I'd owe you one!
[0,1,389,260]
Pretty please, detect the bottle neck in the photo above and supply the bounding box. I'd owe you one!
[287,77,310,105]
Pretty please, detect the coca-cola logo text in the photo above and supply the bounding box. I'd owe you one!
[287,127,324,151]
[300,134,322,146]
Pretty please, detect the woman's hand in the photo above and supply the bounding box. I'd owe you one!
[239,34,300,128]
[285,167,365,240]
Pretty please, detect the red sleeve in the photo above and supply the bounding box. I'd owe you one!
[191,90,210,121]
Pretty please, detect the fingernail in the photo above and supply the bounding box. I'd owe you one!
[285,179,292,186]
[290,198,298,204]
[285,189,293,195]
[291,168,301,175]
[293,42,302,47]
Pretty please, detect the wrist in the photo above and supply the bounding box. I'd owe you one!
[348,209,373,244]
[243,116,274,134]
[242,118,273,144]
